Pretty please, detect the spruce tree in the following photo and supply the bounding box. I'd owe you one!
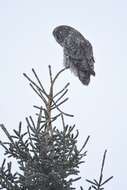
[0,66,113,190]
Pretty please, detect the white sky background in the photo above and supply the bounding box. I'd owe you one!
[0,0,127,189]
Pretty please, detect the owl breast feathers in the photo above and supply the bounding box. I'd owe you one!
[53,25,95,85]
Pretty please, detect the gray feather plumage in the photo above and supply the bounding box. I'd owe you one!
[53,25,95,85]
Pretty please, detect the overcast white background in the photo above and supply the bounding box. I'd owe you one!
[0,0,127,189]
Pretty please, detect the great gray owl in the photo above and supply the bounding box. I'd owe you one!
[53,25,95,85]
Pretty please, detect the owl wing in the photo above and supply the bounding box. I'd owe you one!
[64,32,85,60]
[64,33,95,76]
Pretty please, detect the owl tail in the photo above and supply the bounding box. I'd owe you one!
[68,60,95,85]
[77,63,95,85]
[88,63,96,76]
[78,70,90,85]
[89,68,96,76]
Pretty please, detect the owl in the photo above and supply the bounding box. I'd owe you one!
[53,25,95,85]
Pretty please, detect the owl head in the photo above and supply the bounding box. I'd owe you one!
[53,25,73,47]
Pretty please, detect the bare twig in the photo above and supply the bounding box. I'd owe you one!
[24,66,74,138]
[79,136,90,153]
[53,82,70,98]
[48,65,53,84]
[52,67,67,87]
[51,98,69,110]
[52,89,68,107]
[86,150,113,190]
[32,68,49,98]
[51,99,74,117]
[61,114,66,129]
